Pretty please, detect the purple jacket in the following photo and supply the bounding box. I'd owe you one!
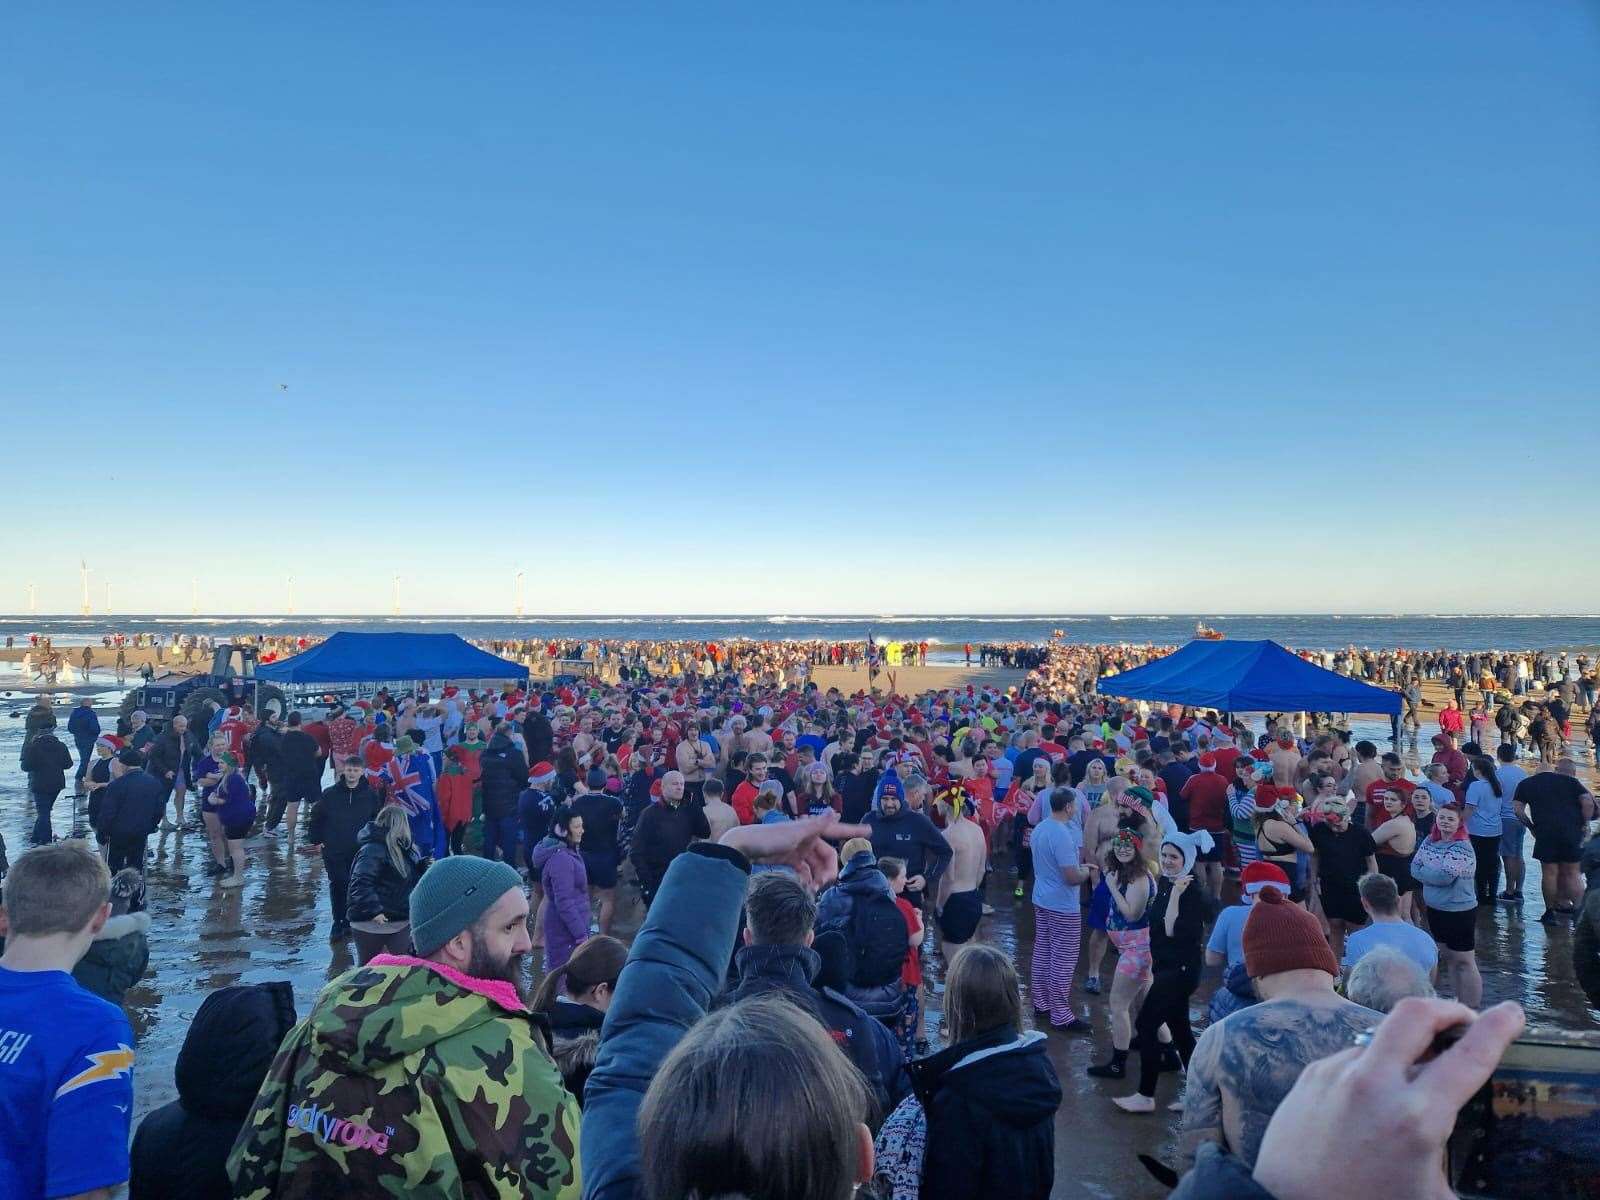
[532,836,589,971]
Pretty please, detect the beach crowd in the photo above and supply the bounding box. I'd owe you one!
[2,635,1597,1199]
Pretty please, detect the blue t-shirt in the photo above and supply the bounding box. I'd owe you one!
[1029,817,1083,914]
[1341,919,1440,976]
[0,966,134,1199]
[1206,902,1251,968]
[1463,778,1503,837]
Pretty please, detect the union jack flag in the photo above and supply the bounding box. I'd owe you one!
[385,753,435,816]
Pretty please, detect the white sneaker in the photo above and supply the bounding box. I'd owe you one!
[1113,1093,1156,1114]
[221,872,246,888]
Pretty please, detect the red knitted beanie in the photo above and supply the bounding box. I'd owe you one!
[1242,887,1339,979]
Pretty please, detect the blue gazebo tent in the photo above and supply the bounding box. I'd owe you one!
[257,632,528,684]
[1097,639,1401,715]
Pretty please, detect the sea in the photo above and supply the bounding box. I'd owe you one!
[4,614,1600,660]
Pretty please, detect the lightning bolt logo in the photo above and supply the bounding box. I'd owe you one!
[55,1045,135,1098]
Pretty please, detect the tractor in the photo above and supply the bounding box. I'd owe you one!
[118,642,288,732]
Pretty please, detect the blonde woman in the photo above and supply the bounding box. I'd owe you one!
[347,804,427,963]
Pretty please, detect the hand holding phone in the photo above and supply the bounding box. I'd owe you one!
[1252,998,1525,1200]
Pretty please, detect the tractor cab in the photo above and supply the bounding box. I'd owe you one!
[119,641,286,731]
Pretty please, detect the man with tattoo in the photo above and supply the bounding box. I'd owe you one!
[1180,886,1382,1170]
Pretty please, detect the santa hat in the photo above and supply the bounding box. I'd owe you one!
[1240,861,1292,897]
[1197,752,1217,770]
[95,734,123,754]
[528,761,557,788]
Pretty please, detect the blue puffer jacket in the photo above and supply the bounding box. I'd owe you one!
[580,842,750,1200]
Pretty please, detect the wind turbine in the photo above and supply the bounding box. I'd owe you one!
[287,576,296,616]
[104,580,112,616]
[515,571,525,619]
[27,582,36,615]
[80,561,92,616]
[191,578,199,616]
[392,575,401,617]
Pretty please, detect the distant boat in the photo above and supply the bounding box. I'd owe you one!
[1195,622,1224,640]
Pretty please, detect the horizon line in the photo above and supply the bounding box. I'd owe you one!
[3,612,1600,621]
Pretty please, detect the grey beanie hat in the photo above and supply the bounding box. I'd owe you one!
[408,856,525,956]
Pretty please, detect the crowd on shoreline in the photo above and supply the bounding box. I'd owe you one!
[2,635,1598,1199]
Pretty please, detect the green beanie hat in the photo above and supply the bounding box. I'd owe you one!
[408,856,525,956]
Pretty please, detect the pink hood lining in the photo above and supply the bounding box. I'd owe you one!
[368,953,527,1013]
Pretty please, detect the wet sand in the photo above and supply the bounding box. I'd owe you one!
[809,661,1027,694]
[2,668,1597,1198]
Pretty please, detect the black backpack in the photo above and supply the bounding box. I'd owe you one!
[844,890,910,989]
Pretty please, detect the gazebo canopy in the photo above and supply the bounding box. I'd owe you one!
[257,632,528,684]
[1097,639,1401,715]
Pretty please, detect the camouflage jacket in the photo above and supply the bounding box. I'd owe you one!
[227,955,581,1199]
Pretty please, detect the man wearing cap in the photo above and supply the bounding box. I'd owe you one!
[228,855,580,1199]
[1180,886,1382,1171]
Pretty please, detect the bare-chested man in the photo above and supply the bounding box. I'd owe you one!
[741,713,774,758]
[700,777,740,842]
[934,786,988,958]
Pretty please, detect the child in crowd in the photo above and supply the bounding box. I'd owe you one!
[879,856,926,1057]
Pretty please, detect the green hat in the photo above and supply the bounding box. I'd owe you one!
[395,735,418,755]
[408,856,524,956]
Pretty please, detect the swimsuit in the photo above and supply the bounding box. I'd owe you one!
[1106,877,1153,979]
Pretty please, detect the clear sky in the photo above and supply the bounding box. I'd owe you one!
[4,3,1597,615]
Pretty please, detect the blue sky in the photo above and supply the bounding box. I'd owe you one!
[3,3,1596,614]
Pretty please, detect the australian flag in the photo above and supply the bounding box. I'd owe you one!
[387,751,445,859]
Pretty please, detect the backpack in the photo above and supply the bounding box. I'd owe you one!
[845,889,912,988]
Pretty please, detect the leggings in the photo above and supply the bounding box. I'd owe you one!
[1135,959,1199,1096]
[1470,834,1501,901]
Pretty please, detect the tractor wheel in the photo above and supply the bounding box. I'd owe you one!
[255,684,288,723]
[181,687,229,736]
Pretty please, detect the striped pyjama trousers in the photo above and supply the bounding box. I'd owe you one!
[1031,904,1082,1026]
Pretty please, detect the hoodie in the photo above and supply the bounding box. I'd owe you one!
[72,911,152,1005]
[863,802,953,897]
[532,836,590,972]
[907,1026,1062,1200]
[131,981,297,1200]
[226,958,579,1200]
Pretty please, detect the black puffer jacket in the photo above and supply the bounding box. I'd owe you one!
[478,732,529,820]
[307,778,380,860]
[907,1025,1062,1200]
[130,981,297,1200]
[346,822,427,922]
